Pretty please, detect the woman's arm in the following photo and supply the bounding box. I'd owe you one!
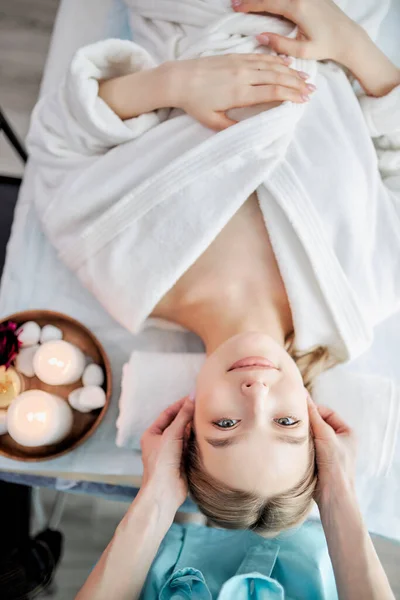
[76,398,194,600]
[307,400,395,600]
[331,26,400,98]
[29,36,312,166]
[98,53,313,129]
[98,67,171,121]
[234,0,400,97]
[238,0,400,232]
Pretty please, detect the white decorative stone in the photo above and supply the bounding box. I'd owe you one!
[0,410,7,435]
[82,364,104,387]
[68,388,91,413]
[80,386,106,411]
[33,340,86,385]
[68,386,105,413]
[15,345,40,377]
[40,324,63,344]
[17,321,41,347]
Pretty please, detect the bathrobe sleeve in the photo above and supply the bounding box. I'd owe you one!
[27,38,168,161]
[24,36,230,333]
[359,84,400,212]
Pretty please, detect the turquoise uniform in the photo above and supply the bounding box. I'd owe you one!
[140,521,338,599]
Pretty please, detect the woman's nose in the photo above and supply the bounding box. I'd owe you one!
[241,381,270,423]
[241,380,269,397]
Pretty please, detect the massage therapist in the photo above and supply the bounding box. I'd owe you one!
[75,396,394,600]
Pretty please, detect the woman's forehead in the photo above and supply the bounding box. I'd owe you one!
[199,433,310,496]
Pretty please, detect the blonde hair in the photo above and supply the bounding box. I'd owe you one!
[185,332,337,537]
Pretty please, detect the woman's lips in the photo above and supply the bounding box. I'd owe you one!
[228,356,278,372]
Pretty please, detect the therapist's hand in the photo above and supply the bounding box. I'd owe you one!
[232,0,359,65]
[140,397,195,517]
[307,396,357,509]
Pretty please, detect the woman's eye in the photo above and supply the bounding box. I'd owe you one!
[214,419,240,429]
[274,416,300,427]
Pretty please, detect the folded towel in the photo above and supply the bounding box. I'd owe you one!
[116,351,400,479]
[116,352,205,449]
[311,367,400,478]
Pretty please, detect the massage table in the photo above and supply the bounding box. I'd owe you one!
[0,0,399,509]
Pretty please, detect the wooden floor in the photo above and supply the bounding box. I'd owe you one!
[0,1,400,598]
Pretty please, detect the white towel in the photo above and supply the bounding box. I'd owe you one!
[116,351,205,449]
[116,351,400,480]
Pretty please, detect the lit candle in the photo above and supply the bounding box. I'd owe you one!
[0,366,22,409]
[7,390,73,447]
[33,340,86,385]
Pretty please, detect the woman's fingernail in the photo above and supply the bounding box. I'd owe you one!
[231,0,242,7]
[298,71,309,80]
[306,83,317,92]
[188,390,196,402]
[281,56,292,65]
[301,94,310,102]
[256,33,270,45]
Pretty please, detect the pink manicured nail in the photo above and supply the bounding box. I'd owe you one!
[257,33,270,45]
[301,94,310,102]
[188,390,196,401]
[298,71,309,80]
[281,55,292,65]
[307,83,317,92]
[231,0,242,7]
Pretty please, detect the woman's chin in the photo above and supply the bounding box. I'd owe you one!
[221,331,280,356]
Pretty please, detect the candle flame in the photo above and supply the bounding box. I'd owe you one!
[49,358,65,368]
[27,411,47,423]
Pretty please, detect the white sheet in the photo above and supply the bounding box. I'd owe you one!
[0,0,399,483]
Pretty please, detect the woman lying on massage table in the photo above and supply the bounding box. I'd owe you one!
[76,397,395,599]
[28,0,400,540]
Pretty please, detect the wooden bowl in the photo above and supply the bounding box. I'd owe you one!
[0,310,112,462]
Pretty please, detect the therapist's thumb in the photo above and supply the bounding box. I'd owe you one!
[167,399,195,440]
[307,396,335,441]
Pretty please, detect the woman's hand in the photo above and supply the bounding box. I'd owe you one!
[165,53,314,130]
[232,0,359,64]
[307,396,357,508]
[140,397,195,517]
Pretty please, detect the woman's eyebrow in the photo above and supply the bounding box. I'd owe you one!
[204,435,242,448]
[275,433,309,445]
[205,433,308,448]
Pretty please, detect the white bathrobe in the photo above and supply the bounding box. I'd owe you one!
[26,1,400,364]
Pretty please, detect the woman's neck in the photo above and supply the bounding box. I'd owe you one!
[162,280,293,355]
[151,192,294,354]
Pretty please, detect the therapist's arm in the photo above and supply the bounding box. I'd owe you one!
[319,475,394,600]
[307,400,395,600]
[76,397,194,600]
[75,484,172,600]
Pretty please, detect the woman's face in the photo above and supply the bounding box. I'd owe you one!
[194,332,311,497]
